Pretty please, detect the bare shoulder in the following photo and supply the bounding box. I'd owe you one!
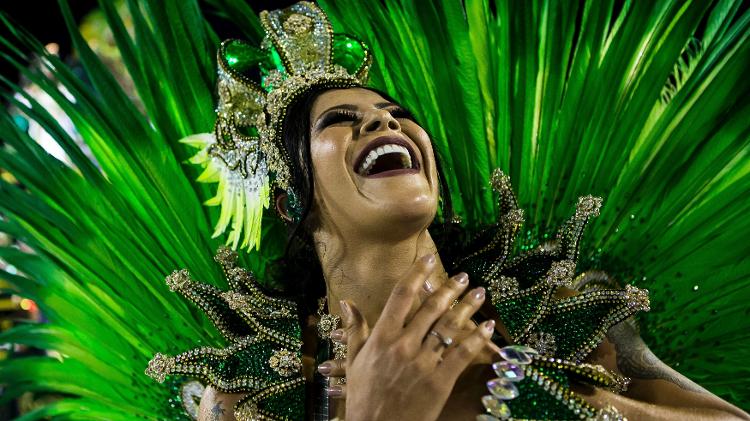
[593,318,750,419]
[198,385,247,421]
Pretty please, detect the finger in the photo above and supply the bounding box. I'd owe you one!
[317,359,347,378]
[329,328,346,344]
[326,384,346,400]
[372,254,437,338]
[420,286,485,355]
[340,300,369,360]
[439,319,496,381]
[403,272,470,343]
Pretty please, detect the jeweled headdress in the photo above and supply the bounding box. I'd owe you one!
[183,1,371,251]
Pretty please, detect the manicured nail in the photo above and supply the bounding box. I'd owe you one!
[454,272,469,285]
[472,287,485,300]
[485,319,496,332]
[422,254,435,264]
[423,279,434,293]
[330,329,344,342]
[339,300,352,324]
[326,385,343,397]
[318,362,332,376]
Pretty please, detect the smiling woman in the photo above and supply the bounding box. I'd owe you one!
[138,3,750,420]
[2,0,750,420]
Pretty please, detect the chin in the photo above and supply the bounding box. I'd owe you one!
[371,194,437,235]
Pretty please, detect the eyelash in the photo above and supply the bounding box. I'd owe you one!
[322,110,359,127]
[322,107,416,128]
[389,107,415,121]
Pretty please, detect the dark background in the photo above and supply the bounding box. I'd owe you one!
[0,0,300,85]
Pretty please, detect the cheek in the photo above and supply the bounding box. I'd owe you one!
[408,127,438,178]
[310,133,352,192]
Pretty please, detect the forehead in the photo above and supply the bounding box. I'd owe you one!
[310,88,388,119]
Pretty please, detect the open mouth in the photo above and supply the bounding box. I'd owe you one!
[354,136,420,177]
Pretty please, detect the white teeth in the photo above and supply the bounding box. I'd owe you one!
[358,143,413,175]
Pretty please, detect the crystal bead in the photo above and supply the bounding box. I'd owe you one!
[499,346,533,364]
[492,361,524,381]
[332,34,366,75]
[486,378,520,400]
[481,395,512,419]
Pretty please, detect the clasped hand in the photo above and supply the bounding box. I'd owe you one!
[317,254,496,421]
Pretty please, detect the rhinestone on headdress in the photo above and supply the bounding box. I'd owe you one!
[182,2,372,251]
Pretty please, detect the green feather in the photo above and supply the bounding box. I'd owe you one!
[1,0,749,416]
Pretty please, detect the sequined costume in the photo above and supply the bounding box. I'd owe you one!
[145,170,646,420]
[1,0,749,420]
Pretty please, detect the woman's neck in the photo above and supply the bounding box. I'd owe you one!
[314,228,449,326]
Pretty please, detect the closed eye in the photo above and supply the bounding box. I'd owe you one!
[318,110,359,129]
[387,106,416,122]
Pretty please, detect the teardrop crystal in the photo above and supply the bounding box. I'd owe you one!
[499,346,532,364]
[487,378,520,400]
[511,345,539,356]
[481,395,512,419]
[492,361,525,381]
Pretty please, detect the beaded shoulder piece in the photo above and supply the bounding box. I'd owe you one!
[145,248,304,420]
[457,170,650,420]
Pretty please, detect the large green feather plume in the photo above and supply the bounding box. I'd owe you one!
[0,0,748,418]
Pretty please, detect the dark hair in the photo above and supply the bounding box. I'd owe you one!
[278,85,455,316]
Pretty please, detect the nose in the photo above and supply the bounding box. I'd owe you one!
[359,109,400,135]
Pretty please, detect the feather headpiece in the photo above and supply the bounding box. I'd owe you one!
[183,1,371,251]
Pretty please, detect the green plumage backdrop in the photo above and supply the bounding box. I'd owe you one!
[0,0,748,418]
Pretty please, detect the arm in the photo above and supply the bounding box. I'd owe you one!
[583,318,750,420]
[197,386,245,421]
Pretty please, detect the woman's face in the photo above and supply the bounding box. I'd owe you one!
[308,88,439,239]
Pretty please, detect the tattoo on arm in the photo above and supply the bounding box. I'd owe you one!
[606,319,708,394]
[210,400,226,421]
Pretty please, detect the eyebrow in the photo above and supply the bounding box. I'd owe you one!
[314,102,401,129]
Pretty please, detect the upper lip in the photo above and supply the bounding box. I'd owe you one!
[353,135,420,175]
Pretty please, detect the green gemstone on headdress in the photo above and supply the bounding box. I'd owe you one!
[266,47,284,74]
[224,40,265,72]
[332,34,366,75]
[224,40,285,78]
[238,125,260,138]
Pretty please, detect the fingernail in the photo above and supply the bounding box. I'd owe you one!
[453,272,469,285]
[326,385,343,397]
[423,280,434,293]
[318,362,332,376]
[330,329,344,342]
[485,319,496,332]
[422,254,435,264]
[339,300,352,324]
[472,287,485,300]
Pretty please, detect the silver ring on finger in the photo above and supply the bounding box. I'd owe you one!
[429,329,453,347]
